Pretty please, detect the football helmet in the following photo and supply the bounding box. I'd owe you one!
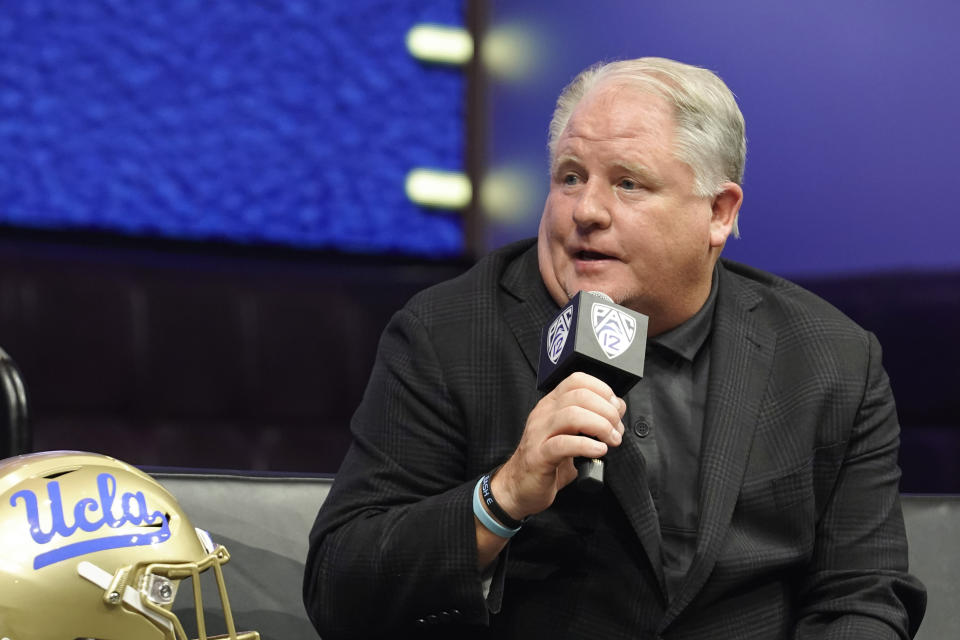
[0,451,259,640]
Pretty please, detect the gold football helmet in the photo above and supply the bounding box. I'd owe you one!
[0,451,259,640]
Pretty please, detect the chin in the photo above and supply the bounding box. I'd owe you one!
[564,282,628,306]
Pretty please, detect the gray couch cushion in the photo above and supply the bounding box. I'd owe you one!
[152,471,331,640]
[903,494,960,640]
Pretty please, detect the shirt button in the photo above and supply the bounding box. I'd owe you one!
[633,419,651,438]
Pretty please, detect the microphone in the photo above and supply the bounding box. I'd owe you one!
[537,290,648,487]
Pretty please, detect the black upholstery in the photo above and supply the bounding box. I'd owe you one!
[0,346,30,459]
[150,471,957,640]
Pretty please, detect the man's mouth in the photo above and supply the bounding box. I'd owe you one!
[575,250,614,261]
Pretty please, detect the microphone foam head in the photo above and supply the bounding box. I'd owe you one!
[586,290,614,304]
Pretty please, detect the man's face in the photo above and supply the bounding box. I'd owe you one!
[537,82,734,334]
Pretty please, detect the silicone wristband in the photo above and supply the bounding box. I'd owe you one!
[479,472,524,529]
[473,477,521,538]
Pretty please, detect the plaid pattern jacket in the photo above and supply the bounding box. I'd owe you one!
[304,239,925,639]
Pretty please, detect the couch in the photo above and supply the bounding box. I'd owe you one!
[153,471,957,640]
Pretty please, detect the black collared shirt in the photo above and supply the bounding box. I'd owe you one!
[624,269,718,602]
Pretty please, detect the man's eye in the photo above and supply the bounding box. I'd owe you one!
[563,174,581,186]
[620,178,639,190]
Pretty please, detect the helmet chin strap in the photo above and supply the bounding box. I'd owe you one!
[77,561,175,632]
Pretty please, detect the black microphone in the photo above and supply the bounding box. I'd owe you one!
[537,290,648,487]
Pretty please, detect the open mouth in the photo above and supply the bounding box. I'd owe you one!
[575,250,613,261]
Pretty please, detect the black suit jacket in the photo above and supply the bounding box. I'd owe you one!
[304,239,925,639]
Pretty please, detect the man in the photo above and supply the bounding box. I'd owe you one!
[304,57,926,638]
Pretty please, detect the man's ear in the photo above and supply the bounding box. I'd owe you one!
[709,182,744,248]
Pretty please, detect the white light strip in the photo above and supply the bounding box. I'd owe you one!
[405,169,472,209]
[406,24,473,65]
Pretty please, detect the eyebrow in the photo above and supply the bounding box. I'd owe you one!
[551,154,583,175]
[614,162,665,188]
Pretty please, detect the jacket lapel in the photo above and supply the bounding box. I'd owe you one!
[499,243,557,374]
[661,263,777,628]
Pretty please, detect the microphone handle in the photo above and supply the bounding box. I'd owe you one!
[575,457,604,490]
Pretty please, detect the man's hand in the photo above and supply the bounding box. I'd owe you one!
[493,372,626,522]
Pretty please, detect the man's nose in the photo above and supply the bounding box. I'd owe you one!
[572,180,612,230]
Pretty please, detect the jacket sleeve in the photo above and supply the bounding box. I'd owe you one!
[793,332,926,639]
[302,307,494,639]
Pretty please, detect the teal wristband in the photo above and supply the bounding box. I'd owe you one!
[473,477,521,538]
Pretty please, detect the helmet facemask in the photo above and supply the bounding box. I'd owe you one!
[77,531,259,640]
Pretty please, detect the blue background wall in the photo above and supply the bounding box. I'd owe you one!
[483,0,960,277]
[0,0,465,256]
[7,1,955,275]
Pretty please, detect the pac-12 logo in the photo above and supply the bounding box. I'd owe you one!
[9,473,171,570]
[591,303,636,359]
[547,306,574,364]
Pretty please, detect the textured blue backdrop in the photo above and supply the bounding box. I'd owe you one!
[0,0,465,256]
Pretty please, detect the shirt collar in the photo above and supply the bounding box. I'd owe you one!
[650,267,718,362]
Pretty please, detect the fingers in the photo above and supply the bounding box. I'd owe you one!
[553,370,616,399]
[549,373,625,446]
[494,372,627,519]
[555,372,627,423]
[542,432,609,461]
[552,390,624,443]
